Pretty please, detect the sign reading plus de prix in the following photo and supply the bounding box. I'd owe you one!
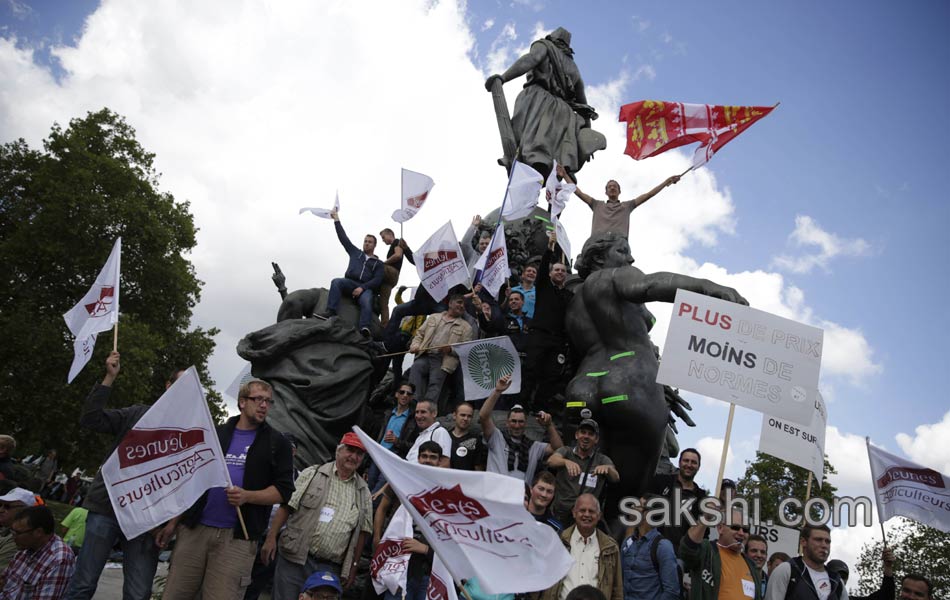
[657,289,823,425]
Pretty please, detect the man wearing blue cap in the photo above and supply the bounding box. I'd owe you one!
[298,570,342,600]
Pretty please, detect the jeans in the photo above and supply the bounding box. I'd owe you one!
[409,354,449,403]
[384,575,430,600]
[65,511,159,600]
[327,277,375,329]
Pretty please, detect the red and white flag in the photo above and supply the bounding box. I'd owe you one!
[63,237,121,383]
[102,367,230,539]
[393,169,435,223]
[867,439,950,534]
[354,427,573,594]
[472,225,510,298]
[371,505,413,595]
[427,554,459,600]
[416,222,470,302]
[544,160,575,218]
[618,100,776,167]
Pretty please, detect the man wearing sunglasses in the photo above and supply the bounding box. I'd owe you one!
[0,505,75,600]
[681,508,762,600]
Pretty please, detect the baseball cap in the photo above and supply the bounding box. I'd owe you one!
[301,570,342,594]
[340,432,366,452]
[577,419,599,434]
[0,488,38,506]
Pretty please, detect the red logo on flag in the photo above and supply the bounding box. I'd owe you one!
[370,539,406,578]
[118,428,206,468]
[877,466,945,489]
[84,286,115,317]
[409,484,489,524]
[423,250,459,272]
[407,191,429,209]
[485,247,505,270]
[426,572,450,600]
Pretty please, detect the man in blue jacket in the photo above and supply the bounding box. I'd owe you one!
[322,209,384,336]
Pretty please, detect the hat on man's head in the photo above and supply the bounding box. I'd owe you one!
[577,419,599,434]
[301,570,342,594]
[340,432,365,452]
[0,488,38,506]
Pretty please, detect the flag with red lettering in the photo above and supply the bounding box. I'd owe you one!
[101,367,230,539]
[471,225,509,298]
[393,169,435,223]
[63,237,121,383]
[371,505,413,595]
[427,554,459,600]
[354,427,572,594]
[618,100,776,167]
[867,439,950,533]
[544,160,575,217]
[416,221,470,302]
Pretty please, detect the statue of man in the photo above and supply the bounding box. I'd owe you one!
[565,233,747,501]
[485,27,605,179]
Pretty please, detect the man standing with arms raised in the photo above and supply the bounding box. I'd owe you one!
[680,508,762,600]
[571,172,680,239]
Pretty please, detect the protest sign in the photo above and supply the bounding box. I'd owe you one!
[751,523,800,558]
[454,336,522,399]
[759,392,827,485]
[657,289,822,424]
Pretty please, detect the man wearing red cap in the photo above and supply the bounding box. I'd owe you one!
[264,432,373,600]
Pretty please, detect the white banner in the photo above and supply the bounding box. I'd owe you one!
[102,367,230,539]
[501,161,544,222]
[427,553,459,600]
[544,160,575,217]
[751,523,799,559]
[472,226,510,298]
[63,237,121,383]
[299,191,340,219]
[393,168,435,223]
[867,440,950,534]
[416,221,470,303]
[759,393,827,486]
[551,214,571,265]
[657,289,823,424]
[353,427,571,594]
[454,336,522,400]
[371,505,413,595]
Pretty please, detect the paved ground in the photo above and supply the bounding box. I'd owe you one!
[95,562,168,600]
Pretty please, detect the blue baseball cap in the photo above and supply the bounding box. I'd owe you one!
[301,571,342,594]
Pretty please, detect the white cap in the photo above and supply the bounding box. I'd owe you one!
[0,488,38,507]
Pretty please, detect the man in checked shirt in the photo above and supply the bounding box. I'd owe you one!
[0,505,76,600]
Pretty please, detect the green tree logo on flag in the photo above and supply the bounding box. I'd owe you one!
[466,342,516,391]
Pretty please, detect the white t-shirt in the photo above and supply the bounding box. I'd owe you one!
[806,565,832,600]
[406,422,452,463]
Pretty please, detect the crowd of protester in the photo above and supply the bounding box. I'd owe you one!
[0,186,935,600]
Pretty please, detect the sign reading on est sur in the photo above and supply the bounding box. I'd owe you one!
[657,289,823,425]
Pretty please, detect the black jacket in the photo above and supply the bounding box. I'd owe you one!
[531,249,572,337]
[784,557,846,600]
[181,417,294,540]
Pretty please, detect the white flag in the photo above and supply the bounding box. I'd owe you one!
[299,191,340,219]
[354,427,571,594]
[427,553,459,600]
[416,222,470,303]
[101,367,231,539]
[471,226,510,298]
[454,336,522,400]
[759,393,827,486]
[867,440,950,534]
[551,214,572,265]
[501,161,544,221]
[371,505,413,595]
[393,168,435,223]
[63,238,121,383]
[544,161,575,217]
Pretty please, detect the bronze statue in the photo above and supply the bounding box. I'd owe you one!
[564,232,747,501]
[486,27,606,178]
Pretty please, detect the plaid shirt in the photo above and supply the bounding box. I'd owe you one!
[0,535,76,600]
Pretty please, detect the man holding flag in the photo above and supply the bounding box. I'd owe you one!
[162,379,294,600]
[567,168,680,240]
[65,353,180,600]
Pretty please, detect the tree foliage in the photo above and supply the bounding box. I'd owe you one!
[736,452,839,525]
[0,108,221,472]
[855,519,949,598]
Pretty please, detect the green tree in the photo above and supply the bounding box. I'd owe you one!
[0,108,222,473]
[736,452,838,525]
[855,519,949,598]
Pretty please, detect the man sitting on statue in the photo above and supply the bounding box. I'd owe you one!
[319,209,384,338]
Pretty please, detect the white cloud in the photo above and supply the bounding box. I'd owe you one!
[820,320,882,384]
[631,16,650,33]
[0,0,879,405]
[481,18,494,31]
[7,0,33,20]
[896,410,950,473]
[695,435,736,490]
[772,214,872,274]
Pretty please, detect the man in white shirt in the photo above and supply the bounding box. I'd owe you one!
[405,400,451,468]
[765,524,848,600]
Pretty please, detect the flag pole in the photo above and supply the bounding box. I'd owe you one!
[112,322,118,352]
[474,146,522,287]
[400,168,404,240]
[236,505,249,540]
[804,472,813,503]
[715,403,736,498]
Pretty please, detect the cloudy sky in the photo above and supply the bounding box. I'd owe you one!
[3,0,948,571]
